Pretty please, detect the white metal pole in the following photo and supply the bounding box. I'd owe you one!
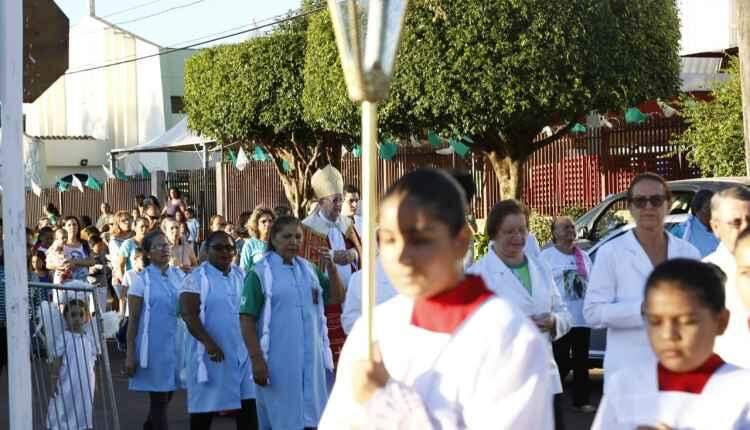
[361,101,378,360]
[0,1,33,429]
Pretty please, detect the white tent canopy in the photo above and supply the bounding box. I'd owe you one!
[109,117,216,155]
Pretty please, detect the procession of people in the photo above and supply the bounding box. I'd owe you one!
[2,163,750,430]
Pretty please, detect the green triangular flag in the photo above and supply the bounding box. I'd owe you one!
[379,140,398,160]
[140,163,151,178]
[461,135,475,144]
[625,107,648,124]
[85,176,103,191]
[351,145,362,158]
[427,131,442,148]
[282,159,292,173]
[227,149,237,165]
[56,180,70,192]
[449,138,470,158]
[114,168,128,181]
[570,123,587,133]
[252,146,269,162]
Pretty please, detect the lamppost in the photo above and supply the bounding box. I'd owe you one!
[327,0,408,358]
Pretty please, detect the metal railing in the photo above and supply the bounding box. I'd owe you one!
[26,281,119,430]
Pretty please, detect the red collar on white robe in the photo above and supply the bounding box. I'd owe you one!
[657,353,725,394]
[411,275,493,334]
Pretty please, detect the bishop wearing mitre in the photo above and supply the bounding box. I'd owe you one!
[302,165,363,365]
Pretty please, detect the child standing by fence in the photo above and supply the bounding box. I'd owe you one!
[46,298,98,430]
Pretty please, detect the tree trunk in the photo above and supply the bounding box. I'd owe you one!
[737,0,750,175]
[486,150,524,201]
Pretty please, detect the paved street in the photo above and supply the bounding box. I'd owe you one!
[1,343,601,429]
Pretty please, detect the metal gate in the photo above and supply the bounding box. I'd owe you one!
[27,281,119,430]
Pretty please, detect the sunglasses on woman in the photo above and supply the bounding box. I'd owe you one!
[629,194,667,209]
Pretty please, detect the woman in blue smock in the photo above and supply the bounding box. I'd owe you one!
[180,231,257,430]
[240,216,345,430]
[240,206,275,272]
[125,231,183,430]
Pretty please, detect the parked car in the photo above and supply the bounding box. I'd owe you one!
[577,177,750,368]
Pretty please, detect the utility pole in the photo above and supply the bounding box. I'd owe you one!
[89,0,96,17]
[738,0,750,175]
[0,1,33,428]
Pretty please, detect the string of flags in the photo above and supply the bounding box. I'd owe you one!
[54,174,103,193]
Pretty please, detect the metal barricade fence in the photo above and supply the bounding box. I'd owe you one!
[27,281,120,430]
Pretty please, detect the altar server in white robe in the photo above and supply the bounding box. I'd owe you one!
[584,173,700,391]
[469,199,572,427]
[593,259,750,429]
[320,168,554,430]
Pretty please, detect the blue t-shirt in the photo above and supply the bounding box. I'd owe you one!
[118,238,140,272]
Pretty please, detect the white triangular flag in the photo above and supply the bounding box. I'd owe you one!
[236,147,249,171]
[31,180,42,197]
[72,175,84,193]
[102,165,115,179]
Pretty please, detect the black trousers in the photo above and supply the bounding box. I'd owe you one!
[552,327,591,407]
[190,399,258,430]
[143,391,174,430]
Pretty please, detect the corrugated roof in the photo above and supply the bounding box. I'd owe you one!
[681,57,723,74]
[31,135,97,140]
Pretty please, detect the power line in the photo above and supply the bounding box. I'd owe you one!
[64,8,301,71]
[113,0,207,26]
[101,0,164,18]
[65,6,325,75]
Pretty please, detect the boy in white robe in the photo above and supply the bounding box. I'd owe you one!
[593,259,750,430]
[320,168,553,429]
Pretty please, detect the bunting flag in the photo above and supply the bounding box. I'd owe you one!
[115,168,129,181]
[236,147,250,171]
[31,180,42,197]
[56,180,70,192]
[71,175,85,193]
[252,146,269,162]
[140,163,151,178]
[379,140,398,160]
[85,176,103,191]
[570,123,587,133]
[427,131,442,148]
[449,138,470,158]
[102,166,115,179]
[227,149,238,165]
[351,145,362,158]
[625,107,648,124]
[461,135,475,144]
[282,159,293,173]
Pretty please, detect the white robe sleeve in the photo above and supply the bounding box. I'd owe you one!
[583,244,643,329]
[341,271,362,335]
[541,261,572,341]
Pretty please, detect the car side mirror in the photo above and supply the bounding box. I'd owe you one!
[577,226,589,239]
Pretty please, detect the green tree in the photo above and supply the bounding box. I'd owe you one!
[674,59,745,176]
[304,0,681,199]
[185,15,339,216]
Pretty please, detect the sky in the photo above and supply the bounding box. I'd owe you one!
[54,0,302,47]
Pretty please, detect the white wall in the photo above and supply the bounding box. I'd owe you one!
[679,0,737,55]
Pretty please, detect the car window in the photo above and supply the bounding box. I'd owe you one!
[592,197,632,241]
[669,191,693,215]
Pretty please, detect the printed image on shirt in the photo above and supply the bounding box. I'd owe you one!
[561,270,587,300]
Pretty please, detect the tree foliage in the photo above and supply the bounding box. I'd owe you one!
[304,0,682,198]
[185,16,335,216]
[675,59,745,176]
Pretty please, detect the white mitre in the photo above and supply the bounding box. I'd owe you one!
[311,164,344,199]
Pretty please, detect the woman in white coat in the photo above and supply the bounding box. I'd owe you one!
[470,199,572,428]
[584,172,700,392]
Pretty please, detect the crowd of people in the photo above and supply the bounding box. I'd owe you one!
[1,167,750,429]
